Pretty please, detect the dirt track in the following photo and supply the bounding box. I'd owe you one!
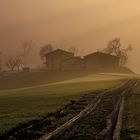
[1,79,138,140]
[39,79,139,140]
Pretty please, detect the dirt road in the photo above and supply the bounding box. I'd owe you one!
[1,79,138,140]
[40,79,139,140]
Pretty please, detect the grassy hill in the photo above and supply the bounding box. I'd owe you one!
[0,71,128,135]
[0,69,134,90]
[0,71,89,90]
[0,70,139,135]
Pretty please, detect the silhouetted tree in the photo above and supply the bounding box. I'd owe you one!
[104,38,133,66]
[40,44,54,59]
[15,56,23,71]
[104,38,121,56]
[6,57,17,71]
[119,44,133,66]
[6,56,23,71]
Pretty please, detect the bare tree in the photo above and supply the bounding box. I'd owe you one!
[104,38,121,56]
[22,40,34,67]
[40,44,54,59]
[123,44,133,52]
[68,46,78,55]
[6,56,23,71]
[104,38,133,66]
[6,57,17,71]
[15,56,23,71]
[119,44,133,66]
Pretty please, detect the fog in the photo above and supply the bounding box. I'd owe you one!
[0,0,140,72]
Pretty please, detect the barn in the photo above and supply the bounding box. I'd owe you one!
[44,49,74,70]
[84,52,120,70]
[61,56,84,70]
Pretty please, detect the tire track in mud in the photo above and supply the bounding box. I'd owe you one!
[40,79,139,140]
[1,79,138,140]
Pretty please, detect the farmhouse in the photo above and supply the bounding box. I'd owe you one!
[44,49,84,70]
[61,56,84,70]
[84,52,119,70]
[44,49,120,71]
[44,49,74,70]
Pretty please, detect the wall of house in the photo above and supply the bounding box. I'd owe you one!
[61,59,84,70]
[45,52,74,70]
[84,54,119,70]
[45,51,120,71]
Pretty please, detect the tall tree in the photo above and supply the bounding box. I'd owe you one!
[15,56,23,71]
[104,38,121,56]
[6,56,23,71]
[6,57,17,71]
[119,44,133,66]
[40,44,54,59]
[104,38,133,66]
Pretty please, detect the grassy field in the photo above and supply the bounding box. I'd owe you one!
[0,72,127,135]
[52,73,127,85]
[0,71,137,90]
[124,84,140,139]
[0,71,89,90]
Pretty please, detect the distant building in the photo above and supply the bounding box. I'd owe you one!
[44,49,74,70]
[84,52,119,70]
[61,56,84,70]
[44,50,120,71]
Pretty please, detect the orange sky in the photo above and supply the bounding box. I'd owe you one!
[0,0,140,72]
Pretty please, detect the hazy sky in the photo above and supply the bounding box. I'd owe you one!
[0,0,140,72]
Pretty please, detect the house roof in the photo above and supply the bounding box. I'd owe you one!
[45,49,74,56]
[84,51,119,59]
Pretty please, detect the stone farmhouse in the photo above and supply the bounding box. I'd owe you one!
[44,49,119,71]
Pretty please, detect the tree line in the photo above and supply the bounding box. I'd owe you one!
[0,40,34,71]
[40,38,133,67]
[0,38,133,71]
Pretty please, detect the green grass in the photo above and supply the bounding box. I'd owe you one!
[0,72,126,134]
[0,71,137,90]
[52,73,127,85]
[0,71,89,90]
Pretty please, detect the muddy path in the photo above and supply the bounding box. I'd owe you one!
[40,79,138,140]
[0,79,139,140]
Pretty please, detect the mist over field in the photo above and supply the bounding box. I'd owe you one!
[0,0,140,72]
[1,1,140,139]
